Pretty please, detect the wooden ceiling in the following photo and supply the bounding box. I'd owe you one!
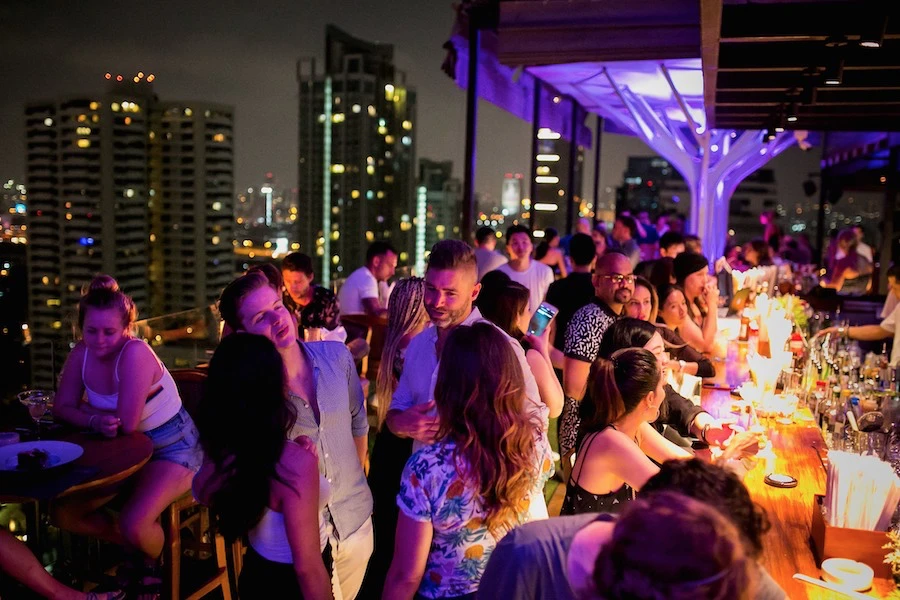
[707,1,900,132]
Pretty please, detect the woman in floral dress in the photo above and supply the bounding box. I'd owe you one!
[383,323,552,600]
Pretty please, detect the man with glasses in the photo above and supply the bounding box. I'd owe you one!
[559,252,634,464]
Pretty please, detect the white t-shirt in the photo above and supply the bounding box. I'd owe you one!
[882,292,899,319]
[879,303,900,366]
[337,266,378,315]
[496,260,554,316]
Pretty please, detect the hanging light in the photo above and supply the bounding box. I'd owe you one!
[824,58,844,85]
[786,101,799,123]
[859,17,888,48]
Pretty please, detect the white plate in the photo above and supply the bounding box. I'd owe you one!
[0,441,84,472]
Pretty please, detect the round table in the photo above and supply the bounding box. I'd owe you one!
[0,431,153,503]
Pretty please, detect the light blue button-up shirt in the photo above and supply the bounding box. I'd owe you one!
[288,341,372,540]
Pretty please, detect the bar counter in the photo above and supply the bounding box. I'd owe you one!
[702,342,895,599]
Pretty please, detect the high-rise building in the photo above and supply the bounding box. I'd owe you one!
[297,25,417,283]
[25,75,234,387]
[501,173,523,220]
[148,101,234,315]
[529,129,585,235]
[416,159,461,272]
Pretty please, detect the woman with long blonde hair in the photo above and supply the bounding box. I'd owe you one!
[362,277,430,597]
[384,323,551,599]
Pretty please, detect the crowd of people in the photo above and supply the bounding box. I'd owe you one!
[7,212,839,600]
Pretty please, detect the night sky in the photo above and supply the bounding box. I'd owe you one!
[0,1,819,212]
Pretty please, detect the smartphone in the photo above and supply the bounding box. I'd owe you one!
[527,302,558,336]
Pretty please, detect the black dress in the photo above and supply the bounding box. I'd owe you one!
[560,426,635,516]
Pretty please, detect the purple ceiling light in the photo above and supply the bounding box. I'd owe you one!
[529,59,802,262]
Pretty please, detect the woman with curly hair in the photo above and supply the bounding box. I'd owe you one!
[383,323,552,599]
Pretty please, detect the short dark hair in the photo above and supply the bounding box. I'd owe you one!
[505,224,531,241]
[475,226,496,244]
[427,239,477,277]
[659,231,685,251]
[569,233,595,266]
[366,241,397,263]
[887,264,900,280]
[616,215,638,238]
[642,459,770,558]
[476,281,530,339]
[281,252,314,277]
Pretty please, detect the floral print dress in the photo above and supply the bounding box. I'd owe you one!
[397,439,553,599]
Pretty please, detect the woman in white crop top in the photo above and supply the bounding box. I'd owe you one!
[52,275,203,597]
[193,332,332,600]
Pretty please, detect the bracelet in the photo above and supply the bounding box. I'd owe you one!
[88,415,97,430]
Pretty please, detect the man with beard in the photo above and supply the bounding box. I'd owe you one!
[386,239,556,514]
[559,252,634,464]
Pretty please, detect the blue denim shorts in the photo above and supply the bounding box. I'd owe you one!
[145,406,204,472]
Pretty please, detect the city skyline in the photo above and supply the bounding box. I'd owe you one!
[0,1,824,219]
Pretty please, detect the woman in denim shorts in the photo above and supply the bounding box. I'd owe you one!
[53,274,204,598]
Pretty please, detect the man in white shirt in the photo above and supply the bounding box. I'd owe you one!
[387,239,555,516]
[817,304,900,365]
[473,225,508,281]
[337,241,397,317]
[495,225,554,315]
[882,265,900,319]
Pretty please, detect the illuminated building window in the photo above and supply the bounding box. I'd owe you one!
[402,120,413,130]
[212,201,222,210]
[384,135,394,144]
[377,191,385,199]
[291,242,300,250]
[331,164,345,174]
[184,108,193,117]
[332,255,340,265]
[366,165,375,175]
[535,175,560,184]
[316,247,325,256]
[124,117,132,125]
[52,321,62,330]
[331,231,340,240]
[76,139,90,149]
[213,133,225,142]
[366,231,375,242]
[384,84,395,100]
[46,298,61,307]
[366,190,374,200]
[318,114,326,123]
[401,136,411,145]
[332,113,345,123]
[76,127,91,135]
[41,276,49,285]
[149,131,156,140]
[399,251,408,261]
[352,104,361,113]
[351,190,360,199]
[91,115,99,123]
[111,103,120,112]
[43,117,53,127]
[378,126,387,135]
[536,166,550,175]
[368,105,376,117]
[90,101,100,110]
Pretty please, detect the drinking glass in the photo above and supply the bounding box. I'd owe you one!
[17,390,54,439]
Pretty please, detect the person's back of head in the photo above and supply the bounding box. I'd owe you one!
[683,234,702,254]
[582,347,659,434]
[476,280,530,339]
[593,491,754,600]
[569,233,596,268]
[597,318,657,359]
[649,256,675,291]
[434,322,538,535]
[616,215,638,240]
[198,332,295,541]
[642,458,769,558]
[475,226,497,248]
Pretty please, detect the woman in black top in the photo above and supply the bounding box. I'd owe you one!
[561,347,691,516]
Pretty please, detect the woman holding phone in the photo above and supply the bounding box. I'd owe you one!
[476,279,564,421]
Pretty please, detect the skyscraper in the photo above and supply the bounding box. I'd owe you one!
[148,101,234,315]
[529,129,584,235]
[25,75,234,387]
[417,159,461,273]
[297,25,417,283]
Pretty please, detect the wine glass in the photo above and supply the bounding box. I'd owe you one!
[17,390,53,440]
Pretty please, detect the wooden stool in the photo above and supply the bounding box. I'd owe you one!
[162,494,232,600]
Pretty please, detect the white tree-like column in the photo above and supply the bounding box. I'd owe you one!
[584,65,804,262]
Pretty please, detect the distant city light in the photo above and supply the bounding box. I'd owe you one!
[535,176,560,184]
[536,154,560,162]
[43,118,53,127]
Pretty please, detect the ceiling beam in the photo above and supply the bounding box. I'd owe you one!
[700,0,723,129]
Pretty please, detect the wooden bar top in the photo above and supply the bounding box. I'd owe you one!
[702,343,895,599]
